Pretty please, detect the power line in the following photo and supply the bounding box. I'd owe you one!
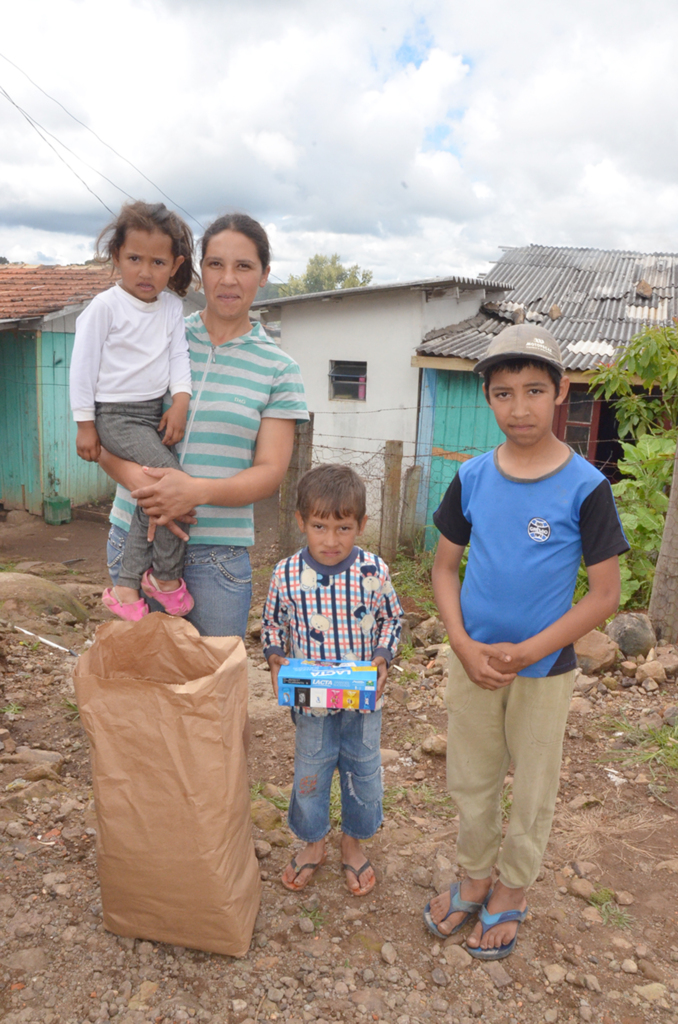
[0,83,115,216]
[0,51,204,233]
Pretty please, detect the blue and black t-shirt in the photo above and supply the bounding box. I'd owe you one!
[433,447,629,678]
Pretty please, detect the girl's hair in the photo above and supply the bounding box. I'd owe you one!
[200,213,271,269]
[95,201,196,297]
[297,464,367,523]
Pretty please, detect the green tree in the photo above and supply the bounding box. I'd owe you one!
[589,323,678,638]
[278,253,373,297]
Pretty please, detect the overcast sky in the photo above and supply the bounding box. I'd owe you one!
[1,0,677,283]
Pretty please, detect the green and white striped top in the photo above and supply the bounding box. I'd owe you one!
[110,314,308,547]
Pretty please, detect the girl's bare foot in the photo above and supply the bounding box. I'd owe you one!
[113,586,141,604]
[153,577,181,592]
[466,880,527,951]
[281,839,326,891]
[428,876,491,936]
[341,834,375,895]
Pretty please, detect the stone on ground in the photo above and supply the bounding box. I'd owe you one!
[0,572,88,622]
[574,629,618,674]
[605,612,656,657]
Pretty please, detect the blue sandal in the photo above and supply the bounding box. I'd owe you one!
[466,903,529,960]
[423,882,485,939]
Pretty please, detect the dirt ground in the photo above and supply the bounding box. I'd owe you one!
[2,503,678,1024]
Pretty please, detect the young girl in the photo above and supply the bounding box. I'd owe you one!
[69,200,196,621]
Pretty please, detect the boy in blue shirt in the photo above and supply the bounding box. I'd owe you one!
[424,325,628,960]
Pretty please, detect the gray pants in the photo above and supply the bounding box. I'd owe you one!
[96,399,186,590]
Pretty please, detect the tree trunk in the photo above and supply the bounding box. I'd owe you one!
[648,437,678,642]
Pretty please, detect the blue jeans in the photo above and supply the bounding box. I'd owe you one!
[287,709,383,843]
[107,524,252,638]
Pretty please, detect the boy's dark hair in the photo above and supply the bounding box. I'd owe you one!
[297,464,366,523]
[484,357,562,393]
[96,201,196,297]
[200,213,271,269]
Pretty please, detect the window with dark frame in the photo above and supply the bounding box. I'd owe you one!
[328,360,367,401]
[553,387,601,461]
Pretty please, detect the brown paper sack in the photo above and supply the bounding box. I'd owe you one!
[73,613,261,956]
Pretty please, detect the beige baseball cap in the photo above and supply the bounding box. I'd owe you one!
[474,324,564,375]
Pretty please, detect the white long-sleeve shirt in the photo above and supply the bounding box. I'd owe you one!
[69,283,192,421]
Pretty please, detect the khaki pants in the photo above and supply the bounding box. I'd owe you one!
[446,652,575,889]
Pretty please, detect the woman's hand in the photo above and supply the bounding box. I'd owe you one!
[131,467,202,525]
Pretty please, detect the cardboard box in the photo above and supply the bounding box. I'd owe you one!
[278,658,377,710]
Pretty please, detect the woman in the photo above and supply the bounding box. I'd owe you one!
[100,213,308,638]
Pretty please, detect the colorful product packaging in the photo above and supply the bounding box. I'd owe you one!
[277,659,378,710]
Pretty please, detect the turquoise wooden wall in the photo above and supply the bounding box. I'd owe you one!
[421,369,504,547]
[0,330,42,513]
[0,327,113,514]
[40,328,112,506]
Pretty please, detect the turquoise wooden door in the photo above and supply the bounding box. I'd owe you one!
[0,330,41,512]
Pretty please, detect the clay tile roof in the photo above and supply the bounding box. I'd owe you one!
[0,264,117,320]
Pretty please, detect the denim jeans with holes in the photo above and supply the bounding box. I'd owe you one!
[287,709,383,843]
[107,524,252,637]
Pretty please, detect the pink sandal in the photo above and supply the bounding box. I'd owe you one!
[102,588,149,621]
[141,571,194,616]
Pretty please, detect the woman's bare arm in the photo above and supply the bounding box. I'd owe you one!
[130,418,296,524]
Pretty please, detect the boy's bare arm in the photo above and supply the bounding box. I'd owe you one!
[432,536,516,690]
[491,555,621,675]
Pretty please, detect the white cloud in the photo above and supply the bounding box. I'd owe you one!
[1,0,678,277]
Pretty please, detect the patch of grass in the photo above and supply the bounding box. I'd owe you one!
[399,669,419,684]
[398,640,417,661]
[329,771,342,825]
[600,903,632,929]
[589,887,632,929]
[0,560,17,572]
[383,782,453,818]
[62,698,80,721]
[603,716,678,774]
[301,906,325,929]
[1,701,24,715]
[250,780,264,800]
[19,640,40,651]
[501,783,513,821]
[267,789,291,812]
[391,550,437,617]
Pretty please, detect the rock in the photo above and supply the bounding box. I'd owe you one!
[574,673,597,693]
[381,942,397,965]
[639,712,663,731]
[585,974,601,993]
[482,961,513,987]
[544,963,567,984]
[250,799,282,831]
[639,959,664,981]
[636,661,666,685]
[616,891,634,906]
[567,794,600,811]
[254,840,272,859]
[413,617,446,645]
[298,918,314,934]
[569,697,594,716]
[575,630,619,674]
[544,1010,559,1023]
[621,660,638,677]
[128,981,159,1009]
[232,1000,248,1014]
[431,967,448,986]
[658,652,678,677]
[634,982,668,1001]
[380,748,400,767]
[621,959,638,974]
[663,706,678,727]
[8,947,48,972]
[656,859,678,872]
[443,944,472,969]
[421,733,447,756]
[600,674,620,691]
[248,619,262,640]
[9,746,64,767]
[0,573,88,623]
[432,854,457,894]
[611,935,633,950]
[568,878,595,900]
[43,871,67,887]
[605,613,656,658]
[390,687,410,706]
[581,905,602,924]
[547,907,567,923]
[412,866,432,888]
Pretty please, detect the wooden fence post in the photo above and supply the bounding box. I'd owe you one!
[398,464,422,553]
[278,413,314,556]
[380,440,403,564]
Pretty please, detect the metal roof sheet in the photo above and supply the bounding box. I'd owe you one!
[417,244,678,371]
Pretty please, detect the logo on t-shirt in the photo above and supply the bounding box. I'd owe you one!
[527,517,551,542]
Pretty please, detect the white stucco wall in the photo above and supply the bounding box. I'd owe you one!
[264,284,488,534]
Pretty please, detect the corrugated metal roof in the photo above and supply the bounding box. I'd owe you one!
[252,273,511,312]
[417,244,678,371]
[0,264,116,320]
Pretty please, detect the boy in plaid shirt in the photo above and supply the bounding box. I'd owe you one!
[263,464,403,896]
